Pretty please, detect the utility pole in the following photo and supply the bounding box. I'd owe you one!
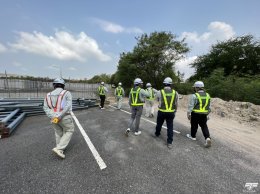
[5,70,10,98]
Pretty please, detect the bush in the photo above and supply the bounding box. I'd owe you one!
[176,69,260,105]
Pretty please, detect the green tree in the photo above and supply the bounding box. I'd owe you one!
[115,31,189,90]
[87,74,111,84]
[191,35,260,78]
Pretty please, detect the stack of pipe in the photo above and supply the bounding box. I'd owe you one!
[0,98,97,138]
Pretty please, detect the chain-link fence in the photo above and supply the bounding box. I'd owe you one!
[0,79,111,99]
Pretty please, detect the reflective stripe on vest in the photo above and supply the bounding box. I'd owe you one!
[192,92,210,113]
[146,88,155,100]
[46,90,67,112]
[159,89,176,112]
[130,87,144,106]
[116,87,122,96]
[98,86,105,95]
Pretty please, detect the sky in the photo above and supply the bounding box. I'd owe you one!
[0,0,260,80]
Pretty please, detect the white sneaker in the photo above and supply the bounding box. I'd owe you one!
[52,148,65,159]
[186,134,196,141]
[101,107,105,109]
[125,128,130,136]
[134,131,142,136]
[205,138,212,148]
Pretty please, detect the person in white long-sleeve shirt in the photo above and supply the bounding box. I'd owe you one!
[186,81,212,148]
[125,78,150,136]
[114,82,125,109]
[43,78,74,159]
[154,77,178,149]
[145,83,158,118]
[98,81,108,109]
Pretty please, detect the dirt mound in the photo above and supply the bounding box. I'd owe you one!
[178,95,260,127]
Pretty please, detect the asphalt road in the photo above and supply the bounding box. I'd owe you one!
[1,103,259,194]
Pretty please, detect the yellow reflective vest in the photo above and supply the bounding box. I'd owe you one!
[192,92,210,114]
[98,86,105,95]
[158,89,176,112]
[130,87,144,106]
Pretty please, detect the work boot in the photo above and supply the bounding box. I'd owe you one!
[52,148,65,159]
[186,134,196,141]
[205,138,212,148]
[125,128,130,136]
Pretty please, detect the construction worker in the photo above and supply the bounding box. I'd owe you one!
[186,81,212,148]
[43,78,74,159]
[114,82,125,110]
[125,78,150,136]
[98,81,108,109]
[145,83,158,118]
[154,77,178,149]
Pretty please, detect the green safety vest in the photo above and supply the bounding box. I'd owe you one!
[159,89,176,112]
[98,86,105,95]
[130,87,144,106]
[116,87,123,96]
[192,92,210,114]
[146,88,155,100]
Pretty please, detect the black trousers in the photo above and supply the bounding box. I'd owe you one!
[100,95,106,108]
[155,111,175,144]
[190,112,210,139]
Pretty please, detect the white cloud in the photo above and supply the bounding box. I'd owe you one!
[68,67,77,71]
[9,30,112,62]
[93,18,143,34]
[46,64,60,70]
[0,43,7,53]
[181,21,235,43]
[180,21,235,55]
[175,56,197,80]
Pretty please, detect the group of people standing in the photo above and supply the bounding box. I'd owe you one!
[43,76,212,159]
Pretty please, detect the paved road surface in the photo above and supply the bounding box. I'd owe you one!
[1,103,259,194]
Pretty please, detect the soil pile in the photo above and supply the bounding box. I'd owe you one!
[178,95,260,127]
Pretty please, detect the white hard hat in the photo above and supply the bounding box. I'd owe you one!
[163,77,172,85]
[101,82,104,85]
[146,83,152,87]
[134,78,143,85]
[193,81,204,88]
[53,78,65,85]
[118,82,122,86]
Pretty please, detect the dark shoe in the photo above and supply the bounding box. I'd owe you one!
[167,143,173,149]
[151,134,159,138]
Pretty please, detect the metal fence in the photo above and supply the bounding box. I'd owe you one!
[0,79,110,99]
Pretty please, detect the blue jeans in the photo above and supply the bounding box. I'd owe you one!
[155,111,175,144]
